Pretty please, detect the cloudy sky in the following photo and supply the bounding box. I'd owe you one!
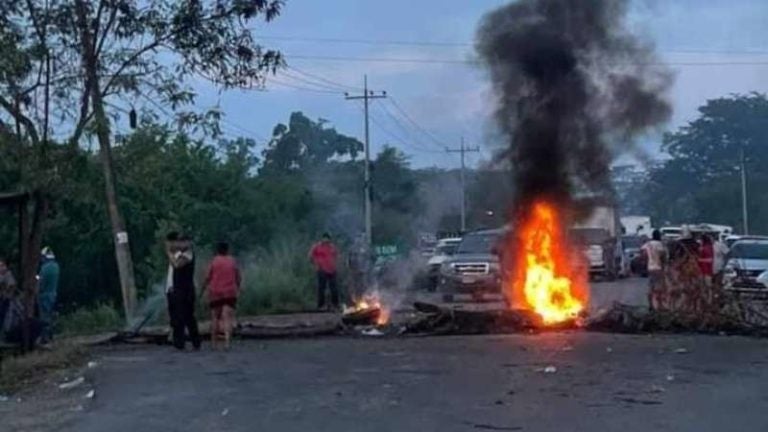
[181,0,768,168]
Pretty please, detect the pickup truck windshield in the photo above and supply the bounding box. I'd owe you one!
[729,243,768,260]
[457,234,498,254]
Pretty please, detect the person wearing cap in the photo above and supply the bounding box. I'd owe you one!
[38,247,60,344]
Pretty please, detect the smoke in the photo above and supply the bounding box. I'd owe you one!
[475,0,672,210]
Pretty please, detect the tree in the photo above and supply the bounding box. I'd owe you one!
[0,0,284,322]
[261,112,363,175]
[642,93,768,232]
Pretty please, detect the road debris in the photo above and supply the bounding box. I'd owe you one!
[650,385,666,394]
[606,347,614,353]
[561,345,574,352]
[84,390,95,399]
[615,396,663,406]
[58,377,85,390]
[543,365,558,374]
[464,422,523,431]
[361,328,385,337]
[666,374,675,382]
[674,347,690,354]
[221,408,229,416]
[87,361,99,368]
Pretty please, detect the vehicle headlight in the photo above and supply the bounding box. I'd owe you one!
[724,266,737,279]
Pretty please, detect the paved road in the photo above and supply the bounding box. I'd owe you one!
[15,277,767,432]
[63,332,768,432]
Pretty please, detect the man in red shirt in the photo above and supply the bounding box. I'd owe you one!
[309,233,339,310]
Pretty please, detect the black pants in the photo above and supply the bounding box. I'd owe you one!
[317,271,339,309]
[167,290,201,350]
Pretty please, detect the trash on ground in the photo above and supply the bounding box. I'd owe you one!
[87,361,99,368]
[84,390,95,399]
[561,345,574,352]
[221,408,230,416]
[666,374,675,382]
[543,365,558,374]
[606,347,613,353]
[650,385,666,393]
[361,328,385,337]
[59,377,85,390]
[674,347,689,354]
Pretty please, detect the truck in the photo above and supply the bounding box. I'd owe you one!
[570,202,624,280]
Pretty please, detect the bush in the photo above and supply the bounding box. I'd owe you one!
[56,303,123,336]
[237,236,316,315]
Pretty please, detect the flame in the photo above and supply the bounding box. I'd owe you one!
[345,293,390,326]
[508,200,588,324]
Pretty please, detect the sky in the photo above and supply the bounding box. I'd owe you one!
[181,0,768,169]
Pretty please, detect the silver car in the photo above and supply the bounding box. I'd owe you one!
[724,239,768,292]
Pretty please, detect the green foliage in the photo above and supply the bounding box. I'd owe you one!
[237,236,316,315]
[631,93,768,233]
[57,303,123,336]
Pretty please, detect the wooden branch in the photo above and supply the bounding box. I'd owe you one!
[95,0,118,58]
[0,95,40,145]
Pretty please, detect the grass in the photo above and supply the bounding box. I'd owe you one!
[56,303,123,336]
[237,237,317,315]
[0,343,88,394]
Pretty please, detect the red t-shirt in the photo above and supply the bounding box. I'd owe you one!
[310,242,337,274]
[206,255,240,302]
[698,243,714,276]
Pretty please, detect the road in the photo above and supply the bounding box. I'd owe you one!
[10,279,768,432]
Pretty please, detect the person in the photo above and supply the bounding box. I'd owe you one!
[713,237,730,281]
[38,247,60,344]
[203,242,241,350]
[165,232,201,351]
[698,235,715,284]
[0,257,17,335]
[641,230,667,311]
[309,233,339,310]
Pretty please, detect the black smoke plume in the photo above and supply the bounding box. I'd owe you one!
[475,0,672,213]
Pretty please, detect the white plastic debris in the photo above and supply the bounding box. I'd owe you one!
[361,328,384,337]
[84,390,95,399]
[666,374,675,382]
[543,365,558,374]
[221,408,230,416]
[674,348,689,354]
[606,347,613,353]
[58,377,85,390]
[87,361,99,369]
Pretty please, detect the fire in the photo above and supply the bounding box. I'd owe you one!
[508,200,587,324]
[345,293,390,326]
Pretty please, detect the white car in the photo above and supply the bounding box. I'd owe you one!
[427,238,462,291]
[723,239,768,292]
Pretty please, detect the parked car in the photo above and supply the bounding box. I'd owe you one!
[426,237,462,291]
[723,239,768,292]
[438,228,507,301]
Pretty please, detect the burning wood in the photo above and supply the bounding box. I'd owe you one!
[406,302,549,335]
[342,294,390,327]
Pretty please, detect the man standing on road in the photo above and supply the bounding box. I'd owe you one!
[309,233,339,311]
[38,247,60,344]
[165,232,201,351]
[642,229,667,311]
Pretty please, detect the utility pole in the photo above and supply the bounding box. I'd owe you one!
[740,147,749,235]
[345,75,387,248]
[447,137,480,232]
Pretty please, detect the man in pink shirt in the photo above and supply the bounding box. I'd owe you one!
[309,233,339,310]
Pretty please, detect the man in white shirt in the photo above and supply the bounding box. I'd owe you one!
[641,229,667,311]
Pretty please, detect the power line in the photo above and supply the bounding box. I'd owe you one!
[284,65,363,92]
[285,53,768,67]
[368,104,444,154]
[372,102,445,154]
[388,97,449,150]
[261,34,768,56]
[276,68,352,92]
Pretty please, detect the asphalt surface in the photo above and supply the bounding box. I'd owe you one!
[12,279,768,432]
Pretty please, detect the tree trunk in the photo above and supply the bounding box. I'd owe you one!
[74,0,137,323]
